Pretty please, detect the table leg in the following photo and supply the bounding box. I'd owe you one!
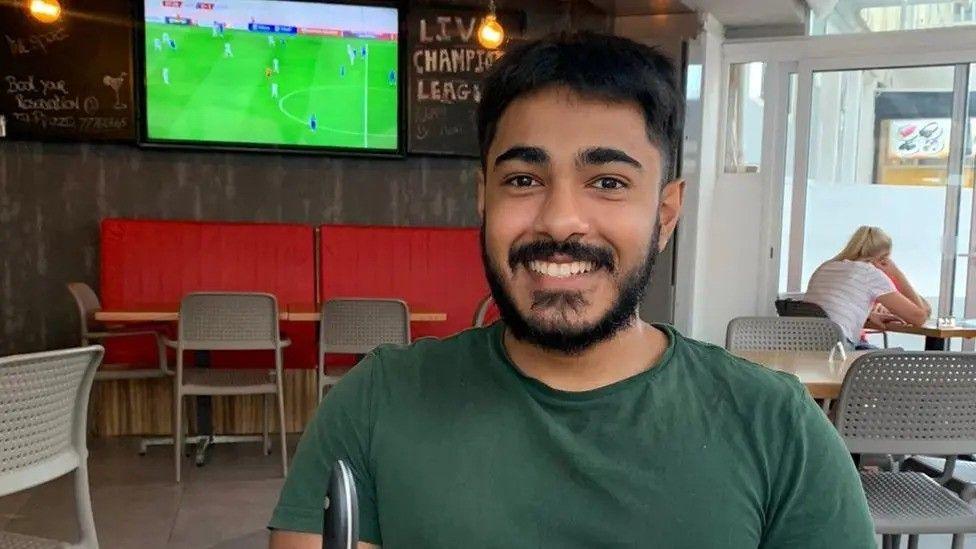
[195,350,213,466]
[924,336,949,351]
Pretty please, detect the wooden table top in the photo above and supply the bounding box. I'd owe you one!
[882,320,976,339]
[733,349,872,399]
[94,305,191,322]
[95,303,447,323]
[284,303,447,322]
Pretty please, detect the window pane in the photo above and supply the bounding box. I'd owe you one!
[800,66,956,349]
[724,62,764,173]
[812,1,976,35]
[778,73,798,294]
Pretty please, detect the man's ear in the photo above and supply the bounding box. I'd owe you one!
[477,169,486,222]
[657,179,685,252]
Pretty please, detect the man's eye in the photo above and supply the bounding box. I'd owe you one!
[591,177,627,190]
[505,175,540,188]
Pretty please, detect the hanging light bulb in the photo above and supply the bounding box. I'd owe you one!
[28,0,61,23]
[477,0,504,50]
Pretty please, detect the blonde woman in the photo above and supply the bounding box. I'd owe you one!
[803,226,931,350]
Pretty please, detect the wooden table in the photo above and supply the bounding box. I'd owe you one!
[883,320,976,351]
[284,303,447,323]
[94,302,446,465]
[95,305,286,323]
[733,350,871,400]
[96,303,448,323]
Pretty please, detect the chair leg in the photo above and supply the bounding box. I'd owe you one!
[907,534,918,549]
[277,386,288,477]
[820,398,831,414]
[74,463,99,548]
[951,533,964,549]
[174,393,183,483]
[262,394,271,455]
[183,399,193,457]
[86,382,98,437]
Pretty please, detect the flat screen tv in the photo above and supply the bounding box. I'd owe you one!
[139,0,401,154]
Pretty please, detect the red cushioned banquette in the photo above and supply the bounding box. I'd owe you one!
[99,218,316,369]
[318,224,489,340]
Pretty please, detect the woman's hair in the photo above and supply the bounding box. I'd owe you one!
[831,226,892,262]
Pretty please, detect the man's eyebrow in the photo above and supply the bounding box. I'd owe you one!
[576,147,643,171]
[493,146,550,168]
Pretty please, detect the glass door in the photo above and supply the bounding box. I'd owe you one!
[781,62,971,350]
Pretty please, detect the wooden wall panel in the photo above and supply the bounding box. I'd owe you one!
[90,369,319,436]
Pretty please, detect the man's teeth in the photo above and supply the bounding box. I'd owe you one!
[527,260,596,278]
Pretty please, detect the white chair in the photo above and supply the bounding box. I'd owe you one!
[67,282,169,380]
[318,299,410,400]
[835,351,976,549]
[68,282,172,454]
[170,292,289,483]
[725,316,848,352]
[0,345,104,549]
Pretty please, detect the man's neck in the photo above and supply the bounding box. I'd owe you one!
[502,319,669,392]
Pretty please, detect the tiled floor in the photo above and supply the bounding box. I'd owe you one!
[0,436,294,549]
[3,437,976,548]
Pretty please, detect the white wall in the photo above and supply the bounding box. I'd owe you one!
[693,173,767,345]
[673,13,723,336]
[674,13,763,345]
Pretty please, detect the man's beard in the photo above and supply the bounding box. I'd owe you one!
[480,222,660,355]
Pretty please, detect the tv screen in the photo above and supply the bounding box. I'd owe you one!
[141,0,400,153]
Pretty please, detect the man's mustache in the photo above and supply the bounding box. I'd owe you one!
[508,240,615,273]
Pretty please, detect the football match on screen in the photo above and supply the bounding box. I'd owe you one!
[142,0,399,151]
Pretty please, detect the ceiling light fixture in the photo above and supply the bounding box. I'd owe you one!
[477,0,504,50]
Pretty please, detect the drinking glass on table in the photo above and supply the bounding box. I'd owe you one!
[828,341,847,364]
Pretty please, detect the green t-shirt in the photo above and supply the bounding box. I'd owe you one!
[270,323,875,548]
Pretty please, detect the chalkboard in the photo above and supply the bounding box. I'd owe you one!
[0,0,135,141]
[407,7,523,157]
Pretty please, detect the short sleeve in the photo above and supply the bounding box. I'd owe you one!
[864,264,897,300]
[268,353,382,544]
[759,382,876,548]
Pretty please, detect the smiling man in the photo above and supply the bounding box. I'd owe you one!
[269,32,875,548]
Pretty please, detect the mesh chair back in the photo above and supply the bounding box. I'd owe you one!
[320,299,410,355]
[0,346,103,497]
[725,316,846,352]
[775,298,828,318]
[178,292,280,350]
[834,351,976,455]
[473,294,494,327]
[67,282,102,336]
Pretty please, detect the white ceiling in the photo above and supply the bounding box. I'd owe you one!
[682,0,807,26]
[593,0,809,27]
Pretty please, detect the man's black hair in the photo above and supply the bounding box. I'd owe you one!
[476,31,683,181]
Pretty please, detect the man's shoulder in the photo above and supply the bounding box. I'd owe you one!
[670,329,809,411]
[372,324,495,366]
[331,324,496,392]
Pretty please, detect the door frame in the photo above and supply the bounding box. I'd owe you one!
[723,27,976,320]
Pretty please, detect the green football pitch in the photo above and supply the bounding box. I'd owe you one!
[144,22,398,150]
